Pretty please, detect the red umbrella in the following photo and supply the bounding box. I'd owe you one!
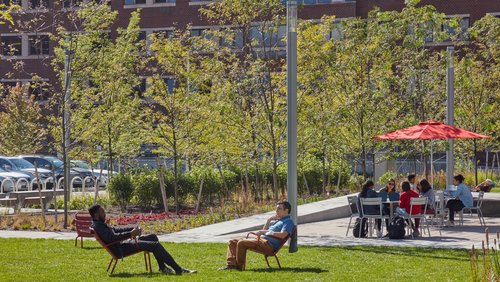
[373,120,490,187]
[373,120,491,140]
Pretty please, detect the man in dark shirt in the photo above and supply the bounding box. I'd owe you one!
[89,204,195,275]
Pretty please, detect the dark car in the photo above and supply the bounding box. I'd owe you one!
[18,155,94,188]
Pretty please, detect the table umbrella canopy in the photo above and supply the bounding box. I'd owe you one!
[373,120,491,140]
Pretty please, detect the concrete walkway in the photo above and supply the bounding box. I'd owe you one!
[1,193,498,250]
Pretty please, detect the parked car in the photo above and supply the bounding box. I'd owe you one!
[18,155,94,188]
[70,160,115,187]
[0,167,33,192]
[0,156,53,188]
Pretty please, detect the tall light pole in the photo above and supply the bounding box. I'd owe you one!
[446,46,454,188]
[287,0,298,252]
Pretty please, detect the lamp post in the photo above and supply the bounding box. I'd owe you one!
[446,46,454,188]
[287,0,298,252]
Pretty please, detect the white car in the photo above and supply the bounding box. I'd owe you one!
[71,160,116,187]
[0,167,33,192]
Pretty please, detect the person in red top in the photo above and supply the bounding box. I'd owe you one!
[399,181,421,237]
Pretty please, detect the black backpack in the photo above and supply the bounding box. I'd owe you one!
[353,218,368,238]
[388,216,406,239]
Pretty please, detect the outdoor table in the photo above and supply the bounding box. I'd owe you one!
[383,200,399,218]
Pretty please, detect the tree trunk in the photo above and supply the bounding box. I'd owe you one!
[195,176,205,213]
[473,140,478,186]
[302,172,310,196]
[336,158,342,196]
[272,161,279,201]
[322,152,326,194]
[157,156,168,213]
[217,165,228,200]
[172,134,179,214]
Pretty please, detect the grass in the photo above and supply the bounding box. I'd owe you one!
[490,187,500,193]
[0,238,471,281]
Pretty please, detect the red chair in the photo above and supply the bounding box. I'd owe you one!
[90,227,152,275]
[246,226,296,269]
[72,212,94,248]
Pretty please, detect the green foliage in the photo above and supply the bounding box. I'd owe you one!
[469,231,500,281]
[107,173,134,212]
[377,171,398,186]
[0,85,47,155]
[52,195,111,210]
[131,170,161,208]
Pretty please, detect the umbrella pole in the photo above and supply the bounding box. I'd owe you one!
[430,140,434,189]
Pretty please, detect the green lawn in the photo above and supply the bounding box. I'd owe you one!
[0,238,471,282]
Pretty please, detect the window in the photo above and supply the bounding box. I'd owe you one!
[442,17,469,41]
[250,25,286,48]
[152,30,174,39]
[124,0,146,4]
[63,0,82,8]
[28,82,50,101]
[163,78,175,94]
[29,0,49,9]
[220,28,244,49]
[0,81,17,95]
[1,36,22,56]
[155,0,175,3]
[191,28,207,37]
[134,78,147,97]
[29,35,50,55]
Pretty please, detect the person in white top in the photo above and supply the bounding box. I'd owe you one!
[408,174,417,191]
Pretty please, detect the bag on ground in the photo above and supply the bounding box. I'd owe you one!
[353,218,368,238]
[388,216,406,239]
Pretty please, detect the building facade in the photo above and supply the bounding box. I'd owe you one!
[1,0,499,99]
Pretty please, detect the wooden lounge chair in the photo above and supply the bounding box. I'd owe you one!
[246,226,296,269]
[72,212,94,248]
[90,227,152,275]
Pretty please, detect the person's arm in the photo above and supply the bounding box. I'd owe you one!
[93,222,140,243]
[265,230,289,239]
[262,215,279,230]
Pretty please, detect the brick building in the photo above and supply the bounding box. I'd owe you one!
[0,0,499,99]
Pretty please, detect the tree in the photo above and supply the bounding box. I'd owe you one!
[201,0,288,200]
[454,14,499,185]
[0,3,18,25]
[0,85,47,155]
[52,3,147,171]
[147,28,214,212]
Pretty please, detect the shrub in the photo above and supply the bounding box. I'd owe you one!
[107,173,134,212]
[131,171,161,208]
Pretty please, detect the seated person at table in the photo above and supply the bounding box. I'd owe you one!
[219,200,294,271]
[89,204,196,275]
[399,181,421,237]
[474,179,495,193]
[379,179,397,193]
[408,174,417,191]
[358,180,389,237]
[419,179,435,214]
[445,174,473,226]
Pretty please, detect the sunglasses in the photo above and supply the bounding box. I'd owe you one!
[389,183,395,186]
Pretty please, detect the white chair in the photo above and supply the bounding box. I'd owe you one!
[345,195,359,236]
[404,197,431,238]
[359,197,387,238]
[432,191,449,228]
[459,191,486,227]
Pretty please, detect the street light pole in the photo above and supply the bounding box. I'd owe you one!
[287,0,298,252]
[446,46,454,188]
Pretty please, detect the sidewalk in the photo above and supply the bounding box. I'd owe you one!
[0,215,497,250]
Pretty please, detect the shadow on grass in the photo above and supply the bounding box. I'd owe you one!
[110,272,163,278]
[77,246,102,250]
[340,246,469,262]
[250,267,327,274]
